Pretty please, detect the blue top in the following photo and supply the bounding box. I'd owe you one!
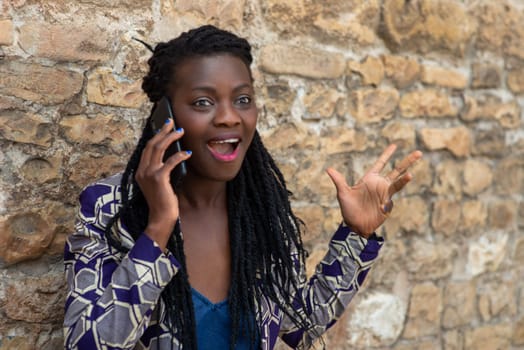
[192,288,257,349]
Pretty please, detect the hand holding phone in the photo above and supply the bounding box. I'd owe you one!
[150,96,187,186]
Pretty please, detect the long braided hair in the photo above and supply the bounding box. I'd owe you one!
[105,25,308,349]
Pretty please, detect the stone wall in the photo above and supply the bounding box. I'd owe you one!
[0,0,523,349]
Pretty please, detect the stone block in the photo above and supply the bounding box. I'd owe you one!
[408,239,453,280]
[432,159,463,197]
[421,65,468,89]
[0,212,54,264]
[471,63,501,89]
[347,56,384,86]
[442,281,476,328]
[461,200,487,232]
[488,200,518,229]
[382,55,421,89]
[68,154,126,189]
[0,111,53,147]
[303,85,343,120]
[0,61,83,104]
[467,232,508,277]
[350,88,399,123]
[431,199,461,235]
[464,323,512,350]
[87,67,146,108]
[20,157,62,183]
[0,19,14,46]
[399,89,458,118]
[381,122,416,149]
[514,316,524,345]
[319,127,368,155]
[259,44,345,79]
[477,278,517,321]
[173,0,246,30]
[262,81,296,117]
[381,0,476,56]
[402,282,442,339]
[462,94,521,129]
[59,114,135,152]
[472,125,506,157]
[494,156,524,195]
[507,68,524,94]
[19,22,114,62]
[420,126,471,157]
[462,159,493,195]
[382,196,428,235]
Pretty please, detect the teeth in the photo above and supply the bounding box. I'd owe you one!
[210,138,239,144]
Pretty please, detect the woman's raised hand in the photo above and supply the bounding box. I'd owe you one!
[326,144,423,238]
[135,119,192,250]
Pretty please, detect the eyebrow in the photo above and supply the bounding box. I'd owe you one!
[191,83,253,93]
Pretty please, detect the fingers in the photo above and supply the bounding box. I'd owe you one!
[369,144,397,174]
[326,167,349,195]
[386,150,423,182]
[388,172,413,198]
[139,118,173,170]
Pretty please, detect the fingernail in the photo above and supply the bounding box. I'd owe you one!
[165,118,171,124]
[186,150,192,155]
[154,129,160,134]
[176,127,183,133]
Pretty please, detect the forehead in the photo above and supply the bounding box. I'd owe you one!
[172,54,252,89]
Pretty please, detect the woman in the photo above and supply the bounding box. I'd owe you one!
[63,25,422,350]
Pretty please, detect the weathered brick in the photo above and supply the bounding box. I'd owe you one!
[442,281,476,328]
[20,157,62,183]
[173,0,246,30]
[432,159,463,196]
[467,232,508,276]
[381,122,416,148]
[507,68,524,94]
[462,94,520,129]
[431,199,461,235]
[488,200,518,229]
[259,44,345,79]
[303,85,343,120]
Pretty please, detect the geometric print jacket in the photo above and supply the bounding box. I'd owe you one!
[63,174,384,350]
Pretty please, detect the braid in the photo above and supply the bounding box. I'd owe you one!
[105,25,308,350]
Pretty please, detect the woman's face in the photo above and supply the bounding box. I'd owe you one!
[169,54,257,182]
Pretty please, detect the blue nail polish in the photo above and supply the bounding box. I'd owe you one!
[186,150,192,155]
[176,127,183,133]
[165,118,170,124]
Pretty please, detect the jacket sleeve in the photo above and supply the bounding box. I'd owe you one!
[63,182,180,350]
[278,223,384,349]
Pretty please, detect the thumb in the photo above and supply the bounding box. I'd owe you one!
[326,167,349,195]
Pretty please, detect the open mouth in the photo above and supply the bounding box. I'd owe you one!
[207,138,241,161]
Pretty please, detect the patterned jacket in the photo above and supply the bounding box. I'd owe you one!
[63,174,384,349]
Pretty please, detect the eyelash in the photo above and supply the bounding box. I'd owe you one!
[192,96,252,107]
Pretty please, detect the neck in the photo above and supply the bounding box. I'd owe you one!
[177,175,227,210]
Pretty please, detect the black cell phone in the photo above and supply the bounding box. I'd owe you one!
[150,96,187,185]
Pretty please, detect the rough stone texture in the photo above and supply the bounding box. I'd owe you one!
[402,283,442,339]
[419,127,471,157]
[0,19,14,46]
[0,61,83,104]
[350,88,399,123]
[86,68,147,108]
[421,65,468,89]
[399,89,458,118]
[464,324,512,350]
[442,281,476,328]
[381,0,476,56]
[0,111,53,147]
[462,159,493,195]
[19,22,114,62]
[259,44,345,79]
[1,1,524,348]
[462,94,521,129]
[507,68,524,94]
[382,55,421,89]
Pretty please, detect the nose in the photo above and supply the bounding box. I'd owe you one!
[213,102,241,127]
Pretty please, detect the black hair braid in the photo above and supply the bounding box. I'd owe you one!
[105,25,309,350]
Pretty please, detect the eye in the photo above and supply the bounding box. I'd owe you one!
[236,95,252,105]
[193,98,213,107]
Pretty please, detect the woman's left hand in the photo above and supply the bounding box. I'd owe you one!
[326,144,423,238]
